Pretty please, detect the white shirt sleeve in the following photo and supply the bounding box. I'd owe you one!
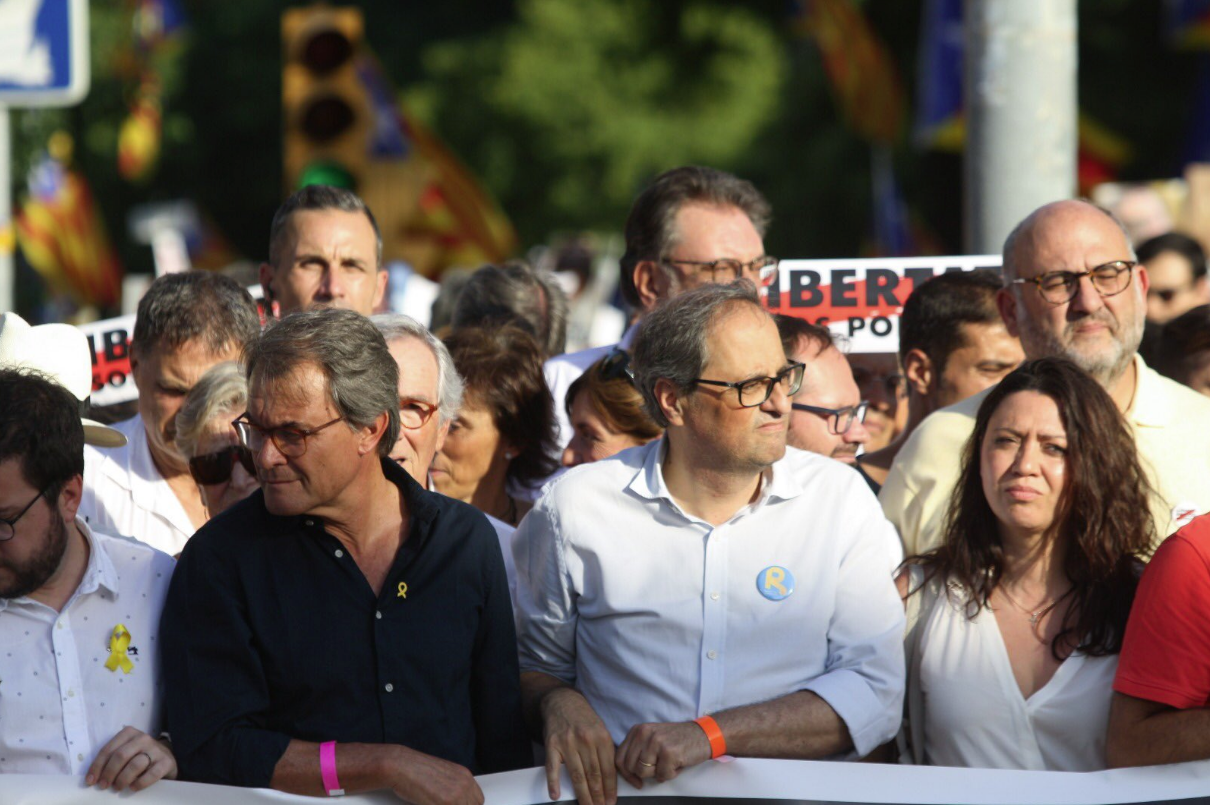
[513,494,579,684]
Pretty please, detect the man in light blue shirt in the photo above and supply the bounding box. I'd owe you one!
[515,281,905,805]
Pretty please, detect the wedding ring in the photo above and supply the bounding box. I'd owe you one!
[639,760,656,768]
[138,751,153,765]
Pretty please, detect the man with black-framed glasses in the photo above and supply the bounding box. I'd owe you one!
[773,316,872,476]
[515,282,904,805]
[882,199,1210,557]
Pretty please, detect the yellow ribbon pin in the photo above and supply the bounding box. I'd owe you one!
[397,582,408,599]
[104,624,134,674]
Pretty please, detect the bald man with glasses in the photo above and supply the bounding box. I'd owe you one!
[881,199,1210,557]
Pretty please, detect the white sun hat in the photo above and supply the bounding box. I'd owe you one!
[0,312,127,447]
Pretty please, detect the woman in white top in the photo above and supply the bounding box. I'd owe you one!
[897,357,1153,770]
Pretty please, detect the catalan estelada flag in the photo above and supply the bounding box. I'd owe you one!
[355,55,517,273]
[794,0,905,145]
[16,142,123,309]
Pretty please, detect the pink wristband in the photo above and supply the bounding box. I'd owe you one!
[320,741,344,797]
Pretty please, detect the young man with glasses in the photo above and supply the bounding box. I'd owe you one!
[773,316,872,477]
[160,309,529,801]
[882,199,1210,556]
[515,282,904,805]
[0,369,178,790]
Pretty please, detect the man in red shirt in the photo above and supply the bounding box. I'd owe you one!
[1107,513,1210,766]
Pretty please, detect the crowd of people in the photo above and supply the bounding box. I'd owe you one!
[5,165,1210,804]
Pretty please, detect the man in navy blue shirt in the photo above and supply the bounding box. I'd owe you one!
[161,309,528,804]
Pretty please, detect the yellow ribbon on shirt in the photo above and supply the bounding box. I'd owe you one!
[104,624,134,674]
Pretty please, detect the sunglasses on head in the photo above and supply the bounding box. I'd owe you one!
[189,445,256,486]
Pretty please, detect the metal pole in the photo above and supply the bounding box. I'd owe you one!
[964,0,1077,253]
[0,105,11,314]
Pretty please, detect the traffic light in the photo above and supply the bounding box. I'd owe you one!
[281,7,369,193]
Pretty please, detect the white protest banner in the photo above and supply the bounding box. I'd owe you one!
[77,313,137,407]
[765,255,1003,353]
[6,757,1210,805]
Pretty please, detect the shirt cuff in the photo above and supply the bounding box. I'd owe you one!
[803,668,900,758]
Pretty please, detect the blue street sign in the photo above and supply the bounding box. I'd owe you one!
[0,0,90,107]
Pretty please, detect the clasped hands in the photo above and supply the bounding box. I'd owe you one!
[541,688,713,805]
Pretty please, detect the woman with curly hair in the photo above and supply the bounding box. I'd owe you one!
[897,357,1155,770]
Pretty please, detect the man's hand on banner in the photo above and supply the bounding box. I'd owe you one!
[85,725,178,792]
[540,686,617,805]
[615,720,712,788]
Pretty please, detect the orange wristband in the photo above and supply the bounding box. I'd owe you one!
[694,715,726,759]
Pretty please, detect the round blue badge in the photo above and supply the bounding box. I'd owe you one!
[756,566,795,601]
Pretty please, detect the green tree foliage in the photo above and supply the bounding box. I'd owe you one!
[407,0,788,244]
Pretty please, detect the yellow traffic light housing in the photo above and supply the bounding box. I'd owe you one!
[282,7,368,192]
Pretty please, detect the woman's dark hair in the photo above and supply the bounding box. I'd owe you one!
[906,357,1154,658]
[443,324,559,488]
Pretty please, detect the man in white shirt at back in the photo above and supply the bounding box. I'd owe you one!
[81,271,261,554]
[0,367,176,792]
[515,282,904,805]
[544,166,779,459]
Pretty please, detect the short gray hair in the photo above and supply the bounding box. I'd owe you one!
[132,271,261,358]
[268,184,383,269]
[633,280,764,428]
[451,261,569,357]
[175,362,247,459]
[370,313,465,423]
[243,309,400,457]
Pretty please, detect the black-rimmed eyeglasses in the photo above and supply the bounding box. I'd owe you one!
[693,362,805,408]
[1009,260,1136,305]
[791,401,869,435]
[0,488,46,542]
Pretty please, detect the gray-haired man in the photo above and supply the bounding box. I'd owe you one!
[81,271,261,554]
[371,313,464,485]
[515,282,904,805]
[161,309,529,803]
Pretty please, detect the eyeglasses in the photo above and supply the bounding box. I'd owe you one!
[189,445,257,486]
[0,488,46,542]
[399,398,439,429]
[791,401,869,435]
[1010,260,1137,305]
[599,348,634,383]
[693,362,805,408]
[232,414,345,458]
[662,256,779,287]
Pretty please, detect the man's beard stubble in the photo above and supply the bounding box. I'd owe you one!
[1016,306,1144,387]
[0,509,70,600]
